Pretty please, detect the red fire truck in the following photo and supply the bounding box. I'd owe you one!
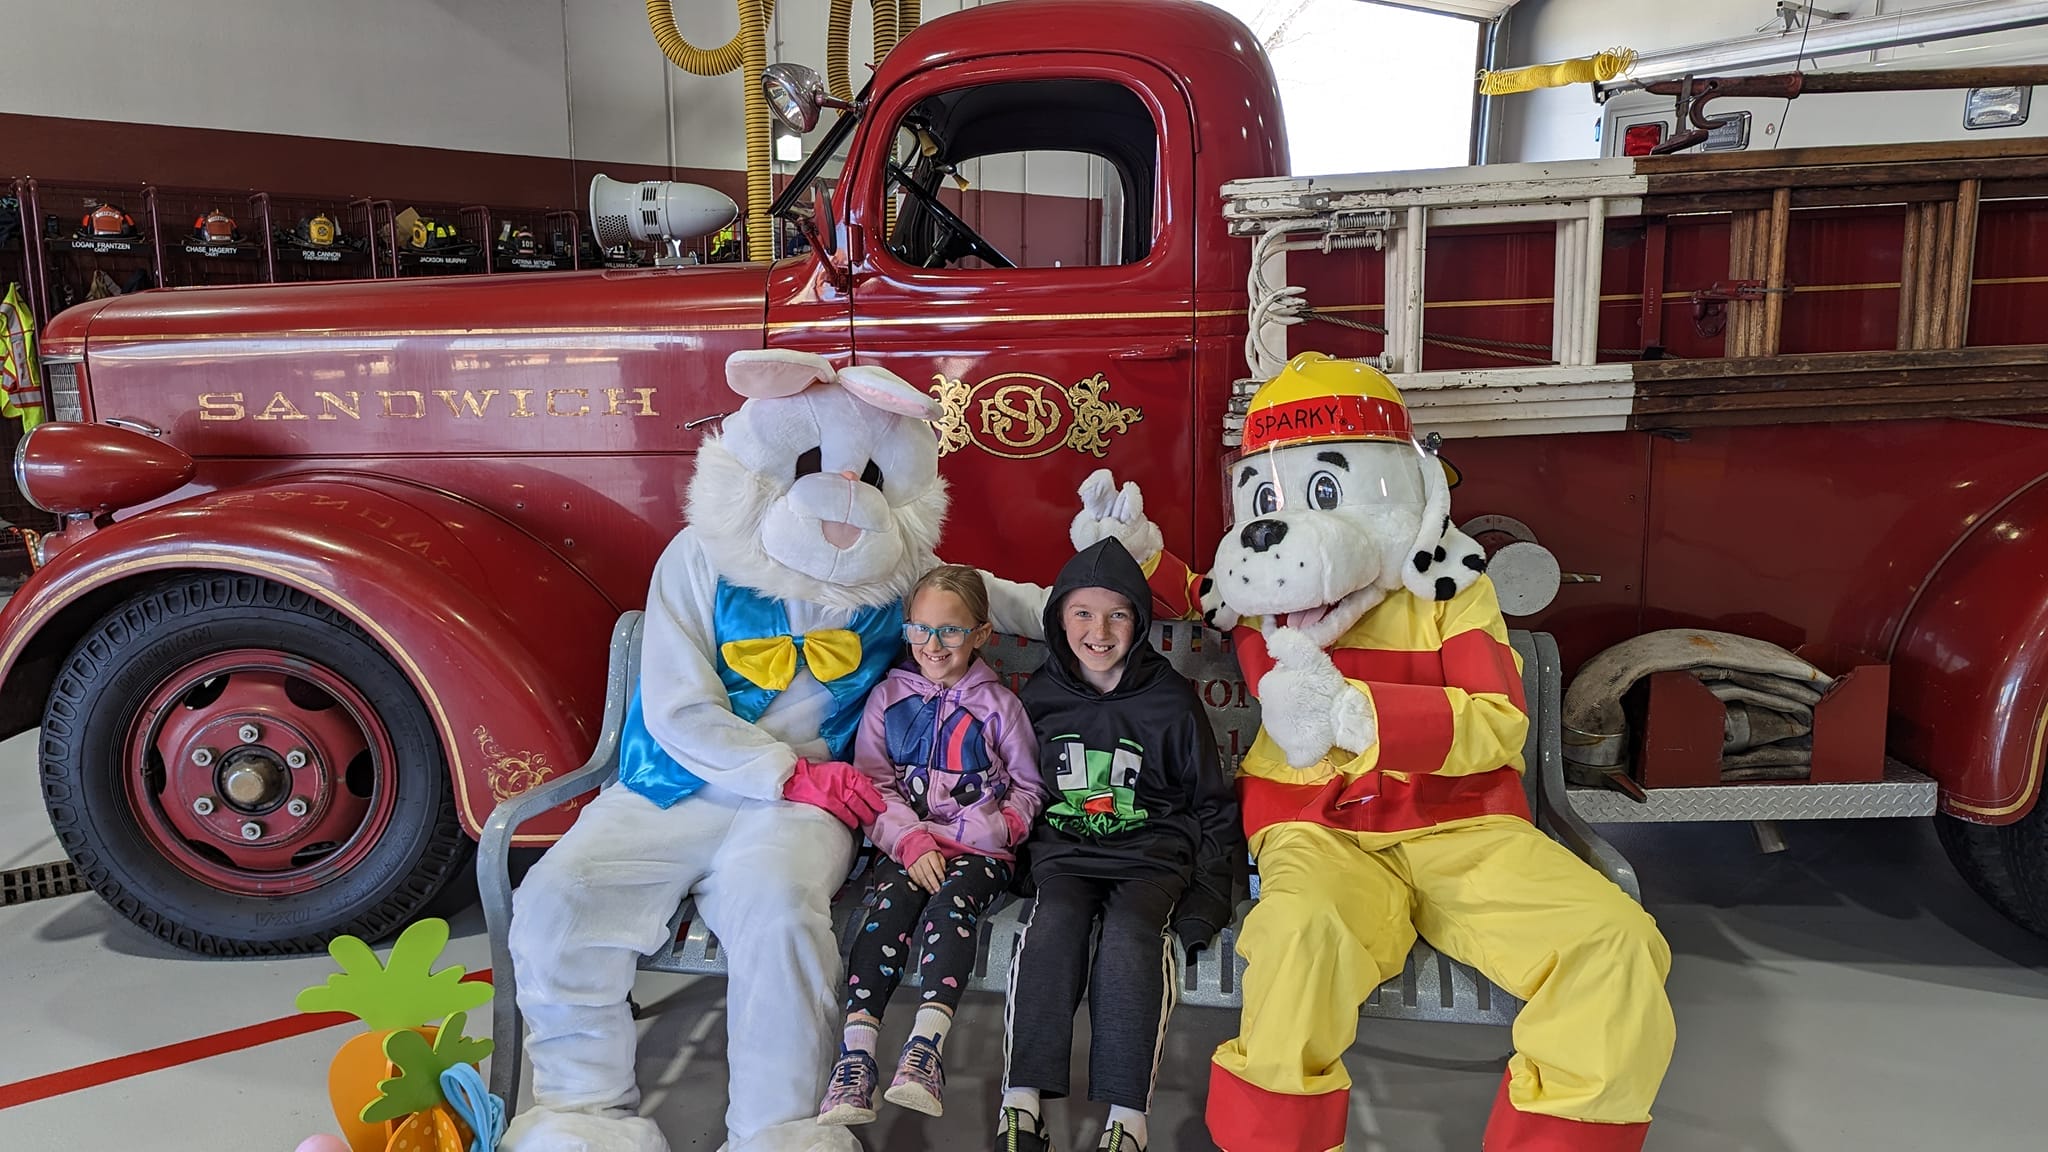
[8,0,2048,953]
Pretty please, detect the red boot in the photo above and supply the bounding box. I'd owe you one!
[1483,1070,1650,1152]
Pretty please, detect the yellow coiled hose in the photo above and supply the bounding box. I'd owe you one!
[647,0,925,260]
[828,0,854,102]
[646,0,778,260]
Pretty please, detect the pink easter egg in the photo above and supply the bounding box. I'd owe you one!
[295,1136,351,1152]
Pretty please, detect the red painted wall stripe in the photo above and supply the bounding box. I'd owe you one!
[0,968,491,1110]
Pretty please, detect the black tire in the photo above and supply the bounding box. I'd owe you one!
[39,573,469,955]
[1935,804,2048,938]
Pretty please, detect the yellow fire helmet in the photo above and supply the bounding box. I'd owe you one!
[1240,351,1413,455]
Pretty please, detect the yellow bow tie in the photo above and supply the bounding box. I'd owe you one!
[721,629,865,692]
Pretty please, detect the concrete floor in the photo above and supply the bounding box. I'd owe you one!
[3,723,2047,1150]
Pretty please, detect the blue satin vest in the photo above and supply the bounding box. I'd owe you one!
[618,580,903,808]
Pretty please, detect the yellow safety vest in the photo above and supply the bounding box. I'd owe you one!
[1,283,44,431]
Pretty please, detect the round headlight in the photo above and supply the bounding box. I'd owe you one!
[762,62,825,134]
[14,422,196,518]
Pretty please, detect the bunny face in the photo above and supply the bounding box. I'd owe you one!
[687,352,949,611]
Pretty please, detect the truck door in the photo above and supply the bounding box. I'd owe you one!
[840,56,1198,584]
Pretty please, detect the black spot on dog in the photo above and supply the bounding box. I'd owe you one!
[1240,575,1250,584]
[1462,553,1488,572]
[1442,515,1451,533]
[1298,561,1305,568]
[1433,545,1446,563]
[1198,576,1214,597]
[1434,576,1457,601]
[1414,550,1433,572]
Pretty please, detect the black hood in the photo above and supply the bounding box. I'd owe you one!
[1040,539,1169,698]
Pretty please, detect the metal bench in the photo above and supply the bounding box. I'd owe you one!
[480,612,1635,1104]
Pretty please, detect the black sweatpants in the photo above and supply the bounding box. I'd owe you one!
[1002,874,1179,1111]
[844,852,1012,1016]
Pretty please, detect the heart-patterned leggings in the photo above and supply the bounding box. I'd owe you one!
[843,851,1013,1015]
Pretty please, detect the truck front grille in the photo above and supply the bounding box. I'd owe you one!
[42,360,83,422]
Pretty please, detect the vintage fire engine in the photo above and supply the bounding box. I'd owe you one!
[8,0,2048,952]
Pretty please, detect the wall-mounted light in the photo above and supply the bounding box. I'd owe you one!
[775,133,804,163]
[1965,85,2032,130]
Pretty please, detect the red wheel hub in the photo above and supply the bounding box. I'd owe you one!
[124,649,399,896]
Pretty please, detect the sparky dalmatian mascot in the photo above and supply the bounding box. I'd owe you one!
[1083,352,1676,1152]
[504,350,1057,1152]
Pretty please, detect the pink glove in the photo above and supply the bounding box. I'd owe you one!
[783,758,887,829]
[1001,806,1032,845]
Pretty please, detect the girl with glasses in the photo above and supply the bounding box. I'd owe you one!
[819,565,1048,1126]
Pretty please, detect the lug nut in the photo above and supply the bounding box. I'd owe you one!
[191,747,215,767]
[286,797,310,817]
[237,723,262,743]
[285,749,309,769]
[240,821,263,841]
[193,796,216,816]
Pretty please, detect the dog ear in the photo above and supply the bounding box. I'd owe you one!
[1400,444,1488,603]
[727,348,835,399]
[837,363,942,421]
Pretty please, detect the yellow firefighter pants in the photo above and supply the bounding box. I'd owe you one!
[1213,816,1674,1128]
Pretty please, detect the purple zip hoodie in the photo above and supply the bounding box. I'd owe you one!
[854,658,1046,866]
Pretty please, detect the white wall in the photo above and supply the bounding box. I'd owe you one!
[0,0,985,175]
[1499,0,2048,162]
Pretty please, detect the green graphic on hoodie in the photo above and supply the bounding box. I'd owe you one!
[1044,735,1149,837]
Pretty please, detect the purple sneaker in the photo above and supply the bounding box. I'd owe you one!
[817,1046,879,1126]
[883,1034,946,1116]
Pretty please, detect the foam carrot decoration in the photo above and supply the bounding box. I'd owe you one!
[295,920,493,1152]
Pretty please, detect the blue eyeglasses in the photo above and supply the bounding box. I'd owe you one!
[904,622,978,649]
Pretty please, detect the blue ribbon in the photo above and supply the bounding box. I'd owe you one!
[440,1063,506,1152]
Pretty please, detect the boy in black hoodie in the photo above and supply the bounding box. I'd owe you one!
[997,539,1241,1152]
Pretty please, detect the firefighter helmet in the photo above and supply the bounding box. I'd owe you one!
[1239,351,1414,455]
[81,203,138,238]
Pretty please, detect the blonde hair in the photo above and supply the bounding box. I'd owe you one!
[909,563,989,625]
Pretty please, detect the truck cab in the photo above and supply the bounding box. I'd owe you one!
[1,0,1282,952]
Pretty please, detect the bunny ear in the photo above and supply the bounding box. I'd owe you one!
[837,363,942,421]
[726,348,835,399]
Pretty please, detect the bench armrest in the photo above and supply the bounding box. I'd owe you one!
[1526,631,1642,904]
[482,610,642,1104]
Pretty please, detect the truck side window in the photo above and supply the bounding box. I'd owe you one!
[883,78,1156,271]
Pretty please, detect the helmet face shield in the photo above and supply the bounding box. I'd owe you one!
[1224,439,1426,525]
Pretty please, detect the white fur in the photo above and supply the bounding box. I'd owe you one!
[1399,445,1488,604]
[1070,467,1164,562]
[687,436,943,612]
[1213,440,1486,620]
[691,381,947,610]
[1256,627,1358,768]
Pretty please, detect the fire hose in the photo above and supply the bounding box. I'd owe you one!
[1563,629,1833,788]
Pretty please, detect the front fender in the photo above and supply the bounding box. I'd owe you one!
[0,473,620,840]
[1891,475,2048,823]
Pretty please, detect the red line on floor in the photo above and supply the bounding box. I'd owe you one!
[0,969,492,1110]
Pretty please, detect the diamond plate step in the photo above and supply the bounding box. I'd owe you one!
[1566,759,1938,823]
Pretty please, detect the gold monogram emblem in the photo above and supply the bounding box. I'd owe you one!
[475,725,554,801]
[929,371,1143,460]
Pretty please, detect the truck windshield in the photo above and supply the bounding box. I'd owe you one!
[770,102,863,222]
